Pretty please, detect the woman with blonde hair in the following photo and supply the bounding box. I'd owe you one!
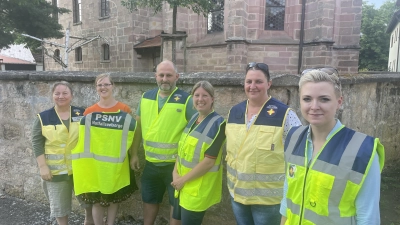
[280,68,384,224]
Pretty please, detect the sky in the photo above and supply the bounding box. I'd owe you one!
[365,0,387,8]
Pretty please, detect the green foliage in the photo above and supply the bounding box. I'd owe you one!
[0,0,69,52]
[121,0,214,17]
[359,0,399,71]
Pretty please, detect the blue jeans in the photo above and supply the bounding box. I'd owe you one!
[231,197,281,225]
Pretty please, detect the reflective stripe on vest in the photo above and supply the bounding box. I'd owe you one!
[48,164,68,171]
[146,150,177,160]
[227,176,283,197]
[45,154,65,160]
[71,113,131,163]
[227,164,284,197]
[227,165,285,182]
[285,126,372,224]
[177,114,222,172]
[286,198,356,225]
[145,141,178,149]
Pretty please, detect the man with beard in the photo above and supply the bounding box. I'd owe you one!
[131,60,196,225]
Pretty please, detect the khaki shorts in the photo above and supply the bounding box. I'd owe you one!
[42,179,73,218]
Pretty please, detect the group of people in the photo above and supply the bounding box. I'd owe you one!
[32,60,384,225]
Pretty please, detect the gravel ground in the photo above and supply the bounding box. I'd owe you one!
[0,194,152,225]
[0,194,84,225]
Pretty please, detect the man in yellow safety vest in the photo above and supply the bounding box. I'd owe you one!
[131,60,196,225]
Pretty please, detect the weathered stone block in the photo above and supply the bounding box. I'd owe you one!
[338,60,358,67]
[265,57,290,65]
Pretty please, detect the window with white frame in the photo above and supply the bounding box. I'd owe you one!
[265,0,285,30]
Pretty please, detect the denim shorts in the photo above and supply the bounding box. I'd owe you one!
[141,161,175,205]
[231,197,281,225]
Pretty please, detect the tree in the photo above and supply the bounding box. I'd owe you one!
[359,0,399,71]
[121,0,214,63]
[0,0,69,52]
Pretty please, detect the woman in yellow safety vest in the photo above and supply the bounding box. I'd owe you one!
[280,68,384,225]
[73,74,138,225]
[32,81,87,225]
[171,81,226,225]
[226,63,302,225]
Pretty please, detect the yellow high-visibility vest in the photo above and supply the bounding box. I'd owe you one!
[141,88,190,163]
[177,111,226,211]
[38,106,84,176]
[72,111,136,195]
[226,98,289,205]
[284,126,385,225]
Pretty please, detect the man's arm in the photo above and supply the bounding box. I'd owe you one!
[130,115,142,171]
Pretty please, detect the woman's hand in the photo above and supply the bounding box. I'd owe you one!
[39,164,52,181]
[171,177,186,191]
[172,168,180,181]
[36,155,52,181]
[171,164,183,190]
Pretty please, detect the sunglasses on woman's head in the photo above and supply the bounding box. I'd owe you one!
[246,62,269,73]
[301,67,339,76]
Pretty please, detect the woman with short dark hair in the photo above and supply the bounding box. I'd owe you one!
[226,63,302,225]
[32,81,85,225]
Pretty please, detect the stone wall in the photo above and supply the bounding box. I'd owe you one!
[0,71,399,223]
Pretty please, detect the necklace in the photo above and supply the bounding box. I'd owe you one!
[197,116,205,123]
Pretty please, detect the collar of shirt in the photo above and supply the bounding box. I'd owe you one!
[306,119,343,163]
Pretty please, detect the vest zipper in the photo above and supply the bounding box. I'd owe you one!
[299,166,309,224]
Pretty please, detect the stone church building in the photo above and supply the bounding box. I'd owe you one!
[45,0,362,74]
